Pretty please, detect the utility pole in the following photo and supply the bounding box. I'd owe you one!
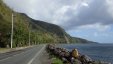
[29,24,31,46]
[11,12,14,48]
[35,34,37,45]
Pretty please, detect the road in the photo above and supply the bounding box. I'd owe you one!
[0,45,46,64]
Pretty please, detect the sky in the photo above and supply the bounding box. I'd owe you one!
[3,0,113,43]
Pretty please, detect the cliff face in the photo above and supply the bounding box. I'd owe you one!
[0,0,96,47]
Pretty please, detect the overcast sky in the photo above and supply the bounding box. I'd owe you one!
[3,0,113,43]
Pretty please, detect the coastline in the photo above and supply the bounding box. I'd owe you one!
[46,44,111,64]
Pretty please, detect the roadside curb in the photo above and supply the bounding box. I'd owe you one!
[0,46,33,54]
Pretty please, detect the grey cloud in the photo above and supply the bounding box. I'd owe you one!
[60,0,113,30]
[3,0,113,31]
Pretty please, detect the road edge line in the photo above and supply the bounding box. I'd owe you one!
[27,45,46,64]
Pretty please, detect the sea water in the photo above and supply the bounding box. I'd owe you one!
[58,44,113,63]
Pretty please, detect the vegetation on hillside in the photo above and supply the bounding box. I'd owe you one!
[0,0,96,48]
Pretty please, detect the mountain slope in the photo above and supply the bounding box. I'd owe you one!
[0,0,96,47]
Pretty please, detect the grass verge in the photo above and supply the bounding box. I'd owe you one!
[0,48,11,53]
[51,57,63,64]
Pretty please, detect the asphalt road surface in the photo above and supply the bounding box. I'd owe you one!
[0,44,46,64]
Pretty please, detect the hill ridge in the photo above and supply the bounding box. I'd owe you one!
[0,0,97,47]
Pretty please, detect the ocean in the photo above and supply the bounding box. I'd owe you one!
[58,44,113,63]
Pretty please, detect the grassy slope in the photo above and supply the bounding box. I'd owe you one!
[0,0,69,47]
[0,0,97,47]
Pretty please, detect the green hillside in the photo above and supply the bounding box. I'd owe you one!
[0,0,96,48]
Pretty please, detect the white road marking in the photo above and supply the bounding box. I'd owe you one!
[27,45,45,64]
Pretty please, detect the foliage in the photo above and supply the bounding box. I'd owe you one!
[0,0,96,47]
[52,58,63,64]
[0,0,68,47]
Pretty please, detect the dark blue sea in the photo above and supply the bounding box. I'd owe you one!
[58,44,113,63]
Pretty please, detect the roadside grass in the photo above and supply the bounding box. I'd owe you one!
[0,46,31,53]
[0,48,11,53]
[0,48,10,51]
[48,53,63,64]
[51,57,63,64]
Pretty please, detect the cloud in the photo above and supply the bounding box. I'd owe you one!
[3,0,77,21]
[81,2,89,7]
[60,0,113,30]
[3,0,113,30]
[67,23,111,39]
[106,0,113,17]
[3,0,113,31]
[76,23,111,31]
